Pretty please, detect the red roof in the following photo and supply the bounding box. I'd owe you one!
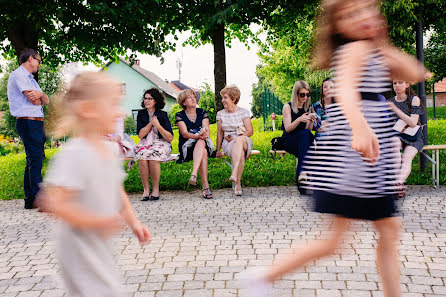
[169,82,182,92]
[434,78,446,92]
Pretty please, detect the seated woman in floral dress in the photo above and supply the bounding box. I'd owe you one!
[135,88,173,201]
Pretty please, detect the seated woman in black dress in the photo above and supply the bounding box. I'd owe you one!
[281,80,316,189]
[387,80,425,188]
[135,89,174,201]
[175,89,214,199]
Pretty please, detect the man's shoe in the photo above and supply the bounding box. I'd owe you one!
[24,199,37,209]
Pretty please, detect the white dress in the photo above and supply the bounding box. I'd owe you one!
[216,107,253,159]
[45,138,126,297]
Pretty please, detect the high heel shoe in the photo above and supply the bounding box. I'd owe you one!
[229,175,237,183]
[234,186,243,196]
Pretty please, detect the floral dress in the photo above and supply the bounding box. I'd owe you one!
[135,111,173,162]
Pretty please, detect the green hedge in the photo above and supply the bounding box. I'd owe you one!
[1,119,445,200]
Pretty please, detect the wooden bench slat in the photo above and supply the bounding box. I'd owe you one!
[124,150,261,161]
[421,145,446,150]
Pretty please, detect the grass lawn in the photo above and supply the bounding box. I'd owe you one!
[1,118,445,200]
[427,106,446,119]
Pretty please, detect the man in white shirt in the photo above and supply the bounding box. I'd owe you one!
[7,48,49,209]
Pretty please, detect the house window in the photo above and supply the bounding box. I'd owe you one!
[121,83,126,95]
[132,110,139,121]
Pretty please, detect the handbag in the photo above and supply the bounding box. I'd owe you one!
[271,136,284,151]
[392,119,421,142]
[236,125,246,135]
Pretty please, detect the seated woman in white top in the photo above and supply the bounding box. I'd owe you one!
[216,84,254,196]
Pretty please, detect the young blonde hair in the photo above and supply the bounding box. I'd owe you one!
[220,84,241,104]
[177,89,196,109]
[291,80,311,111]
[312,0,380,69]
[48,71,120,138]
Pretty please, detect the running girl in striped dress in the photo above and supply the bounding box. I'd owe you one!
[242,0,425,296]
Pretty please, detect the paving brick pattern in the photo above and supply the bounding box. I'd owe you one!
[0,186,445,296]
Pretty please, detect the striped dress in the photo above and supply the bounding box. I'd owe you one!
[301,45,401,220]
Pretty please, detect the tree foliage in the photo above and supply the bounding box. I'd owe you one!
[251,65,270,118]
[258,14,330,103]
[0,0,180,69]
[425,21,446,82]
[257,0,446,103]
[175,0,282,111]
[198,82,216,124]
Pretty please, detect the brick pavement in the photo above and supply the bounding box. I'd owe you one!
[0,186,445,297]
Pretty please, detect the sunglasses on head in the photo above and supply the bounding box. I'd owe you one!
[299,92,311,98]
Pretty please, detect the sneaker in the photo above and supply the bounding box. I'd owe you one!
[240,267,273,297]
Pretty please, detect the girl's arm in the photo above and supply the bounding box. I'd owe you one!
[336,41,380,162]
[216,120,224,157]
[119,187,151,244]
[38,186,123,235]
[382,46,425,83]
[388,97,421,127]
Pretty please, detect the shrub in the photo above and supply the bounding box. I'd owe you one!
[124,116,137,135]
[168,104,183,127]
[198,83,216,124]
[0,136,23,156]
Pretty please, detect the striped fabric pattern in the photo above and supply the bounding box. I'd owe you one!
[331,46,391,94]
[301,47,401,198]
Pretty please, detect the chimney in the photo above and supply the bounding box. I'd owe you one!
[134,59,140,66]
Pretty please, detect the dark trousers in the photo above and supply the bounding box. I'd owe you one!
[282,129,314,179]
[15,119,46,205]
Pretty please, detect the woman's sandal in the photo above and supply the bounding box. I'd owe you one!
[229,175,237,183]
[189,175,197,186]
[234,186,243,196]
[202,188,214,199]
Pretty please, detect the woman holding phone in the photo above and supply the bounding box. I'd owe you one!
[280,80,315,192]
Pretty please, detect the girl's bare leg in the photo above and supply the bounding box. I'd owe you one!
[373,217,402,297]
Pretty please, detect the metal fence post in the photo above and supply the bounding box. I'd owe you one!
[432,81,436,119]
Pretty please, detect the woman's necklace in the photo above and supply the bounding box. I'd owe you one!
[185,110,197,122]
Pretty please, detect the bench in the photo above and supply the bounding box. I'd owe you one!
[271,146,445,189]
[269,150,288,158]
[125,150,261,163]
[420,145,446,189]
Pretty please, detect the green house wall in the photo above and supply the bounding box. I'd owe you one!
[104,62,176,118]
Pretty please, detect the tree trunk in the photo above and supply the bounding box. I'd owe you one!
[6,22,39,81]
[211,23,226,112]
